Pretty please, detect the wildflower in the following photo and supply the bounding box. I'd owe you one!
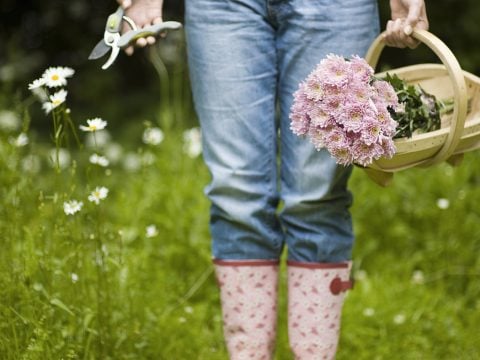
[142,127,164,146]
[42,66,74,88]
[184,306,194,314]
[363,308,375,317]
[48,148,71,169]
[21,154,42,174]
[178,317,187,323]
[31,87,49,102]
[71,273,79,283]
[85,130,111,148]
[436,198,450,210]
[411,270,425,285]
[123,152,141,172]
[79,118,107,132]
[354,270,368,281]
[183,127,202,158]
[88,186,109,205]
[63,200,83,215]
[89,153,110,167]
[9,133,29,147]
[145,224,159,238]
[393,313,406,325]
[42,89,68,114]
[103,143,122,163]
[28,78,46,90]
[0,110,21,132]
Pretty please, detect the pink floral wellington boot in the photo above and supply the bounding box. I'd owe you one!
[213,259,280,360]
[287,261,353,360]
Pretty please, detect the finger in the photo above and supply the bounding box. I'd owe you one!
[383,20,395,46]
[121,0,132,9]
[385,19,403,48]
[136,37,148,47]
[147,36,156,45]
[125,46,134,56]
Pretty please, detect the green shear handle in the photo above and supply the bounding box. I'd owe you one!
[118,21,183,49]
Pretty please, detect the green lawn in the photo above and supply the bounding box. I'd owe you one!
[1,106,479,359]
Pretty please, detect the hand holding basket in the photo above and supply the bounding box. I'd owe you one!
[364,30,480,186]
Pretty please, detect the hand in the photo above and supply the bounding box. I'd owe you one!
[116,0,164,55]
[383,0,429,49]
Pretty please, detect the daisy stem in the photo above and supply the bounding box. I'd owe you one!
[51,110,61,173]
[64,111,82,149]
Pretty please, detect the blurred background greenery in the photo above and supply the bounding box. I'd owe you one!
[1,0,480,131]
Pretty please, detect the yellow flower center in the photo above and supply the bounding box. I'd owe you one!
[51,74,60,81]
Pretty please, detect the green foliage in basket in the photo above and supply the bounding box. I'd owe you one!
[383,73,442,139]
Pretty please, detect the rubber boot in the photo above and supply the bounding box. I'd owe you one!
[214,259,280,360]
[287,261,353,360]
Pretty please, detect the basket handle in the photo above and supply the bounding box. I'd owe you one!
[365,29,468,166]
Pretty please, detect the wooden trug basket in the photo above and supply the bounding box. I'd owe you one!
[363,29,480,186]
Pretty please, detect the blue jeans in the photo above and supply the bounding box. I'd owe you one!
[185,0,379,263]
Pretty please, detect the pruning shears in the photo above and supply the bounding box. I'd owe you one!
[88,6,182,70]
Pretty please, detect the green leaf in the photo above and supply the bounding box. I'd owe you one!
[50,298,75,316]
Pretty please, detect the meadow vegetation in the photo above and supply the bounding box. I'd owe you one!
[0,71,479,358]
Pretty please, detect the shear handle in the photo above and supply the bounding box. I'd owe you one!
[117,21,183,48]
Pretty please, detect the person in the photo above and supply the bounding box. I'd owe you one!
[116,0,428,358]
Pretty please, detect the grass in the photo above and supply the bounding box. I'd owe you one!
[1,99,479,359]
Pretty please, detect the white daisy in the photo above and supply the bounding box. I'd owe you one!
[393,313,406,325]
[79,118,107,132]
[85,130,111,148]
[183,127,202,158]
[42,102,54,114]
[145,224,159,238]
[123,152,141,172]
[0,110,21,132]
[48,148,71,169]
[58,67,75,77]
[436,198,450,210]
[50,89,67,107]
[31,87,49,102]
[71,273,79,283]
[411,270,425,285]
[88,186,109,205]
[63,200,83,215]
[142,127,164,146]
[363,308,375,317]
[28,78,46,90]
[9,133,29,147]
[42,89,68,114]
[21,154,42,174]
[89,153,110,167]
[42,67,68,88]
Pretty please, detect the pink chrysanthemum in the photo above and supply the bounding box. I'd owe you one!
[349,55,374,82]
[289,53,399,166]
[316,54,350,88]
[304,75,325,101]
[373,80,399,108]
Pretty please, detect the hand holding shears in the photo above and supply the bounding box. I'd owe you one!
[88,6,182,70]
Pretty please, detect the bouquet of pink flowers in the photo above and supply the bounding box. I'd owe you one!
[290,54,399,167]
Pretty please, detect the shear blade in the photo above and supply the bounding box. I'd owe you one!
[89,39,111,60]
[101,46,120,70]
